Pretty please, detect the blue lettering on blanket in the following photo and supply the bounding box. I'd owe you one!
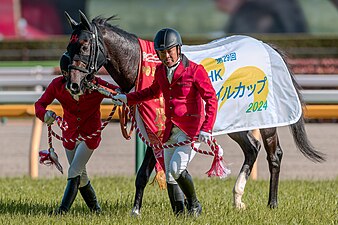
[208,69,223,82]
[215,52,237,64]
[216,76,267,100]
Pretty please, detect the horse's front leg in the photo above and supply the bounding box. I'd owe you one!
[131,146,156,216]
[228,130,261,209]
[260,128,283,208]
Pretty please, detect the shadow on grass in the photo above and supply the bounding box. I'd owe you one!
[0,200,54,215]
[0,198,133,216]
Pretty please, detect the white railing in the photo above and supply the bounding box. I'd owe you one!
[1,67,338,179]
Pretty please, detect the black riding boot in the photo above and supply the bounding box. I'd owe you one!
[79,181,101,213]
[167,183,185,215]
[175,170,202,217]
[53,176,80,215]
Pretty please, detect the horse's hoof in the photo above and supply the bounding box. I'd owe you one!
[234,202,246,210]
[130,207,141,217]
[268,202,278,209]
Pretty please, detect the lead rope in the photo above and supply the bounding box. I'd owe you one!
[39,105,118,174]
[39,86,230,178]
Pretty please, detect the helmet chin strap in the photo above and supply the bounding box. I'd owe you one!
[166,56,181,68]
[166,46,181,68]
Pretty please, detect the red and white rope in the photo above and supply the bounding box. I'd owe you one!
[99,88,229,178]
[123,101,230,178]
[44,86,230,178]
[123,101,219,157]
[49,106,118,143]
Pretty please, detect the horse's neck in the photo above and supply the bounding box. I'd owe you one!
[102,28,140,93]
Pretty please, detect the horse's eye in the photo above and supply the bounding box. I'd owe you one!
[81,45,90,55]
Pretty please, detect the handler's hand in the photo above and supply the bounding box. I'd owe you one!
[112,94,127,106]
[198,130,212,144]
[217,145,224,157]
[44,110,56,125]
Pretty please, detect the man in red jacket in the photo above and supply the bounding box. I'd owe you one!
[112,28,218,216]
[35,52,119,215]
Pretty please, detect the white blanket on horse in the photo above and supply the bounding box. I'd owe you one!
[182,35,302,135]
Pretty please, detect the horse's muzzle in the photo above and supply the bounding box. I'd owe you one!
[69,83,80,94]
[66,81,83,96]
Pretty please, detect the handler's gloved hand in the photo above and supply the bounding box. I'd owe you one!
[115,88,122,94]
[44,110,56,125]
[112,93,127,106]
[198,130,212,144]
[217,145,224,157]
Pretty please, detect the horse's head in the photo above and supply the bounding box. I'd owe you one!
[64,10,107,96]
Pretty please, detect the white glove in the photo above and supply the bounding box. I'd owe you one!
[115,88,122,94]
[112,94,127,106]
[217,145,224,157]
[198,130,212,144]
[44,110,56,125]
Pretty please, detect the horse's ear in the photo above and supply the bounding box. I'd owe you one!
[79,10,92,31]
[65,11,78,30]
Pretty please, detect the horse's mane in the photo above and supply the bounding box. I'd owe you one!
[92,16,138,40]
[92,15,119,28]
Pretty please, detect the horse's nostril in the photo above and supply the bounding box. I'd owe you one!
[71,83,79,91]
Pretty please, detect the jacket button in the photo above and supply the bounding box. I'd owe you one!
[169,96,172,99]
[169,87,172,90]
[169,106,172,109]
[77,126,80,129]
[77,118,81,121]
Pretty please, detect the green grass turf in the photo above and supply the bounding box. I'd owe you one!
[0,176,336,224]
[0,61,58,67]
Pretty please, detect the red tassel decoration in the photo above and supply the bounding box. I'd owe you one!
[206,144,231,179]
[38,148,63,174]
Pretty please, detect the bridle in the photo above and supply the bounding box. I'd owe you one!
[68,24,107,83]
[67,23,135,140]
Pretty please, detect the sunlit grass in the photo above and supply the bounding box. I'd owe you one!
[0,177,336,224]
[0,61,58,67]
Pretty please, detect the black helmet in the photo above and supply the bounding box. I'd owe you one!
[60,52,71,76]
[154,28,182,51]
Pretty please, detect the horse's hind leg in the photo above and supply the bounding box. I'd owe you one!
[260,128,283,208]
[228,130,261,209]
[131,146,156,216]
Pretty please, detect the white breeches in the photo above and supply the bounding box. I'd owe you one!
[65,141,94,187]
[164,126,200,184]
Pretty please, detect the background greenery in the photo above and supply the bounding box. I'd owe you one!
[87,0,338,38]
[0,177,336,225]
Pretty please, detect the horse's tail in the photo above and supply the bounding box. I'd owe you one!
[271,45,326,163]
[289,116,325,162]
[289,74,326,162]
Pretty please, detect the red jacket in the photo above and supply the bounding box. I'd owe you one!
[35,76,119,150]
[127,55,218,143]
